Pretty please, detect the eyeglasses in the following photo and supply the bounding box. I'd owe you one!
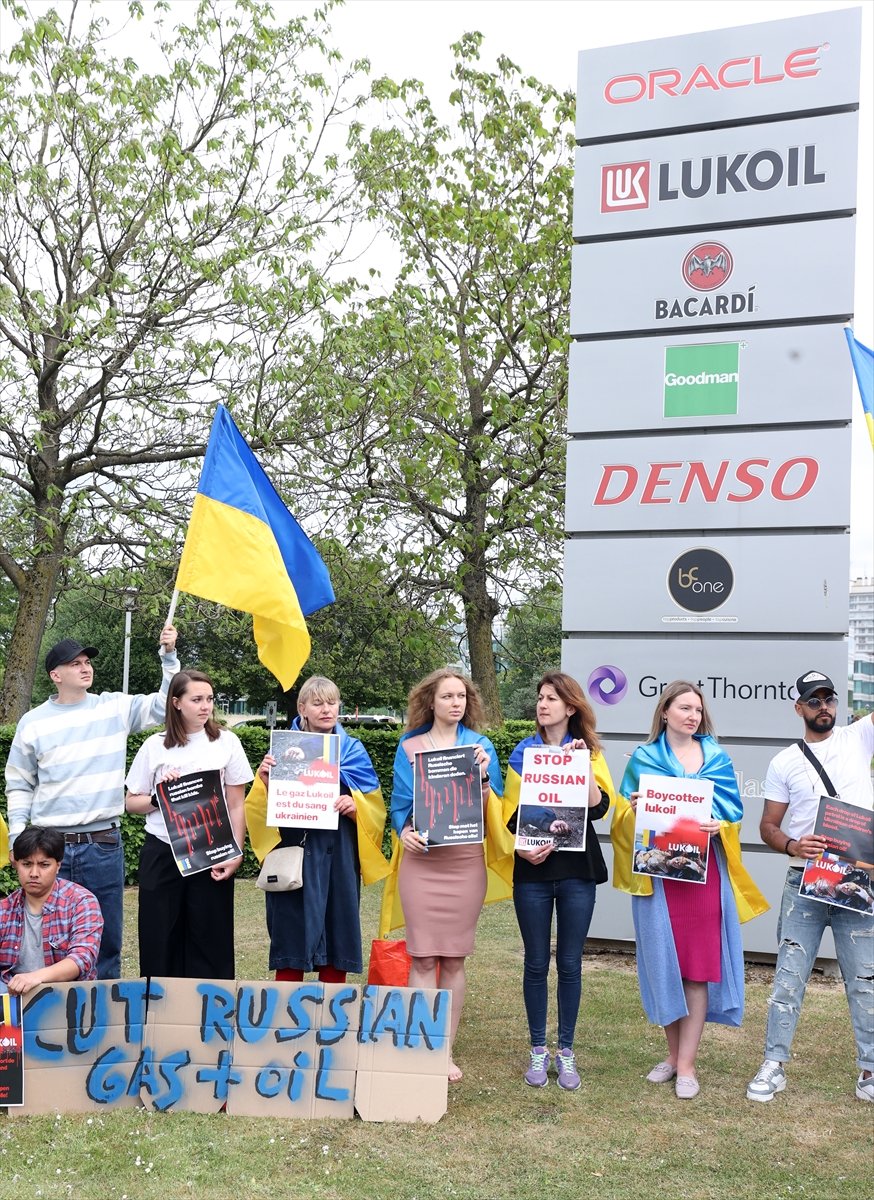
[802,695,838,710]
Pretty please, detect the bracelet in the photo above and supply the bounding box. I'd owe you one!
[784,838,795,855]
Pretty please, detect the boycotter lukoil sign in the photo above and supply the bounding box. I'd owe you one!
[567,324,853,433]
[570,217,855,336]
[574,111,859,236]
[564,533,849,634]
[575,7,861,141]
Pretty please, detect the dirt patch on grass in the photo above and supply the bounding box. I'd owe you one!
[583,942,844,989]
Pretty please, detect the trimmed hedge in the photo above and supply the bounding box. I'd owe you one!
[0,719,536,894]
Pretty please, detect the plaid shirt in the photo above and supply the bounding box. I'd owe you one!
[0,877,103,983]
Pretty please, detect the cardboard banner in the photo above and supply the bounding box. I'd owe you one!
[632,774,713,884]
[267,731,340,830]
[412,746,484,847]
[14,979,450,1123]
[155,770,242,876]
[515,747,590,852]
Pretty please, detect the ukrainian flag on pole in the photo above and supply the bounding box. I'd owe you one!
[176,405,334,689]
[845,328,874,449]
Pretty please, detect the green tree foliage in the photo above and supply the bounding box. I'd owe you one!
[498,581,562,718]
[297,34,574,724]
[0,0,364,721]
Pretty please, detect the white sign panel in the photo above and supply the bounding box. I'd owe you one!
[565,426,850,533]
[575,112,858,237]
[576,8,861,142]
[570,218,855,337]
[560,637,848,740]
[567,324,853,434]
[564,533,849,634]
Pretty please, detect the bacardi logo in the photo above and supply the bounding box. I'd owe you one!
[682,242,733,291]
[600,161,650,211]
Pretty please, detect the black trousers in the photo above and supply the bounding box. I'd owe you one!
[137,833,235,979]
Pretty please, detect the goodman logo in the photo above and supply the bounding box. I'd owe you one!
[600,145,825,213]
[664,343,740,418]
[603,46,823,105]
[668,548,734,613]
[587,665,628,706]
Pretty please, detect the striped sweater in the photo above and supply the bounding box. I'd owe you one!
[5,650,179,839]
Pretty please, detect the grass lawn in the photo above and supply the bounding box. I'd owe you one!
[1,880,870,1200]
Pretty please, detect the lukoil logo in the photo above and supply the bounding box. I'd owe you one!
[667,548,735,613]
[601,161,650,211]
[587,665,628,706]
[664,343,740,418]
[600,145,825,214]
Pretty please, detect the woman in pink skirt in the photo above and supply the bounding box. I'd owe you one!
[611,681,767,1099]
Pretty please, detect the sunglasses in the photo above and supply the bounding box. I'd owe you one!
[802,694,838,710]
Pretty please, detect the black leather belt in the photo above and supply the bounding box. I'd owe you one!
[63,828,118,845]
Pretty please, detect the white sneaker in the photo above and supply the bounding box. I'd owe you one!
[856,1073,874,1102]
[746,1060,786,1103]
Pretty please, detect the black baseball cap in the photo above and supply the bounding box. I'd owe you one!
[45,639,99,674]
[795,670,837,704]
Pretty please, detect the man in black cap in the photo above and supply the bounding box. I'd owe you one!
[4,625,178,978]
[746,671,874,1105]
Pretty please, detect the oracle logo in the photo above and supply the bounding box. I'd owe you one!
[592,457,819,506]
[603,47,823,105]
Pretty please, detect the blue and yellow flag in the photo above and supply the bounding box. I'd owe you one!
[845,327,874,449]
[177,405,334,689]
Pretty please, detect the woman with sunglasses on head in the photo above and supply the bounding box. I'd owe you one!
[503,673,615,1091]
[611,681,767,1099]
[124,670,253,979]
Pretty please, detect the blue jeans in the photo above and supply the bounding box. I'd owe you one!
[58,833,124,979]
[513,878,597,1049]
[765,868,874,1072]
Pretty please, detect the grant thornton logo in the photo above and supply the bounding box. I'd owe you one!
[587,665,628,706]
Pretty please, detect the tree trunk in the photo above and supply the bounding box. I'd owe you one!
[0,554,63,724]
[462,566,502,729]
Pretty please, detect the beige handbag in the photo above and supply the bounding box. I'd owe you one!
[256,843,304,892]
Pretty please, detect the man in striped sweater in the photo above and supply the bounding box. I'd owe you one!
[4,625,179,978]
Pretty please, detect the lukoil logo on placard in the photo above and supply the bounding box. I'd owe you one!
[668,548,735,613]
[664,343,740,417]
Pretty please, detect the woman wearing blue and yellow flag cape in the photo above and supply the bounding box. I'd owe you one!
[503,673,616,1092]
[380,667,514,1083]
[612,681,768,1100]
[246,677,389,981]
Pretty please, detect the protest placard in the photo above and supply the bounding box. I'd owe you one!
[154,769,242,876]
[412,746,484,847]
[632,774,713,884]
[0,991,23,1107]
[514,747,590,852]
[266,730,340,830]
[799,797,874,915]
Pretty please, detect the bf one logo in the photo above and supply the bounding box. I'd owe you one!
[587,665,628,706]
[668,548,734,613]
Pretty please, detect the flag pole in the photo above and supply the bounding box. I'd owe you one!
[160,588,180,647]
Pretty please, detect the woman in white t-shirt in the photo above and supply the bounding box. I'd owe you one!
[125,669,253,979]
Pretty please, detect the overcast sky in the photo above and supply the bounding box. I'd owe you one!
[9,0,874,573]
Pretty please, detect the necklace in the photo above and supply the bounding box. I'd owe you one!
[426,725,459,750]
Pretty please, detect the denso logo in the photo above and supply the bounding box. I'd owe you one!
[592,457,819,506]
[600,146,825,213]
[604,47,823,105]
